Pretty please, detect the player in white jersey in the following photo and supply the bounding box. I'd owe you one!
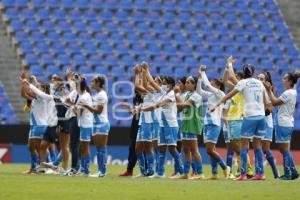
[141,64,183,178]
[80,76,110,178]
[131,64,155,177]
[197,66,230,179]
[20,72,50,173]
[212,64,267,181]
[22,80,59,173]
[265,72,300,180]
[75,78,93,175]
[257,72,279,179]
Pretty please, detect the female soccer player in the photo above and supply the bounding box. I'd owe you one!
[141,64,183,178]
[212,64,267,181]
[174,75,204,180]
[22,79,58,173]
[222,57,254,178]
[75,78,93,175]
[197,66,230,179]
[132,64,155,177]
[20,72,48,174]
[257,72,279,179]
[265,72,299,180]
[80,76,110,177]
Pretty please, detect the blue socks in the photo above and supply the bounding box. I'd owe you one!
[137,153,146,175]
[211,158,218,175]
[183,161,191,175]
[96,147,107,175]
[240,148,248,175]
[254,148,264,175]
[154,147,159,173]
[195,160,203,175]
[80,156,90,174]
[146,153,154,176]
[191,159,196,174]
[49,150,56,163]
[30,153,38,171]
[170,151,183,174]
[265,151,279,178]
[215,154,227,170]
[53,152,62,166]
[282,151,291,178]
[157,152,166,176]
[226,150,234,169]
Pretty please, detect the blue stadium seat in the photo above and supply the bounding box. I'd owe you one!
[46,65,61,75]
[30,65,44,76]
[68,9,82,21]
[4,8,19,21]
[24,20,39,31]
[31,0,45,9]
[41,53,55,66]
[95,66,108,75]
[9,20,23,32]
[41,20,56,32]
[36,42,50,54]
[20,42,34,54]
[52,9,66,21]
[30,31,44,42]
[51,42,65,54]
[57,54,71,66]
[73,54,87,66]
[15,31,29,43]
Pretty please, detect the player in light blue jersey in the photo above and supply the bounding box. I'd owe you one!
[80,76,110,178]
[265,72,300,180]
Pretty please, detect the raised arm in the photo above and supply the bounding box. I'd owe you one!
[28,83,53,101]
[142,62,161,92]
[264,82,284,106]
[134,65,147,94]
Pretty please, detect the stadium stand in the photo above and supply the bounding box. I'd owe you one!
[0,82,19,124]
[0,0,299,127]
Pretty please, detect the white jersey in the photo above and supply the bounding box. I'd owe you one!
[77,91,93,128]
[177,92,188,121]
[197,72,225,126]
[93,90,109,123]
[152,91,165,123]
[29,84,53,126]
[277,89,297,127]
[235,78,265,118]
[47,99,58,127]
[159,90,178,127]
[139,92,155,124]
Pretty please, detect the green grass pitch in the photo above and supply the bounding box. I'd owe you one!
[0,164,299,200]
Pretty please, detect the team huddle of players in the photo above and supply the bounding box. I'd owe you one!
[20,56,299,180]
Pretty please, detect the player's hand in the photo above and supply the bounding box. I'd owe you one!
[141,61,149,71]
[78,102,88,108]
[198,65,207,73]
[133,64,140,75]
[119,102,131,110]
[20,69,29,79]
[21,79,30,87]
[173,85,180,94]
[264,81,272,91]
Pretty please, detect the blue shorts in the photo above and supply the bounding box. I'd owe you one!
[159,126,178,146]
[43,126,57,143]
[93,122,110,136]
[80,127,93,142]
[241,116,266,139]
[137,123,153,142]
[275,125,293,143]
[228,120,242,140]
[152,122,160,141]
[223,125,230,143]
[182,132,198,141]
[262,127,273,142]
[29,125,48,139]
[177,120,182,141]
[203,124,221,144]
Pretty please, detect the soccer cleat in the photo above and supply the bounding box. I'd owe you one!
[189,174,206,180]
[223,166,231,179]
[148,174,166,179]
[22,168,37,174]
[133,173,147,178]
[119,171,133,177]
[227,173,236,180]
[168,173,180,179]
[250,174,266,181]
[205,174,218,180]
[291,172,299,180]
[234,174,248,181]
[279,175,291,180]
[64,168,77,176]
[177,174,189,179]
[89,172,106,178]
[43,162,58,170]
